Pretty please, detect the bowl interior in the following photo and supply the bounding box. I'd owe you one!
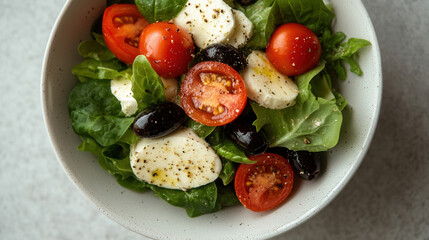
[42,0,381,239]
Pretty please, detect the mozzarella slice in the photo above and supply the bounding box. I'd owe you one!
[130,128,222,191]
[241,51,299,109]
[173,0,236,49]
[160,77,178,102]
[110,77,138,116]
[225,10,253,48]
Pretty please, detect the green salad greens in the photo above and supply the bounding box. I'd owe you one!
[68,0,370,217]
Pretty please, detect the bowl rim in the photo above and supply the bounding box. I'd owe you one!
[41,0,383,238]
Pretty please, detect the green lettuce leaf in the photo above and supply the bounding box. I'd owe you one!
[131,55,166,112]
[238,0,278,49]
[251,63,346,152]
[134,0,187,23]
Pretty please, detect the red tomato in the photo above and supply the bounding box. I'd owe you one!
[180,61,247,126]
[234,153,294,212]
[266,23,321,76]
[102,4,149,64]
[139,22,194,78]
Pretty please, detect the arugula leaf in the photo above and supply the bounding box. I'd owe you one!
[252,63,346,152]
[131,55,166,112]
[321,29,371,79]
[134,0,188,23]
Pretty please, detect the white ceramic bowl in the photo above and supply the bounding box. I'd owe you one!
[42,0,382,239]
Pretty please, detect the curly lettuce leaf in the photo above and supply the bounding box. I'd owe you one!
[134,0,187,23]
[252,63,346,152]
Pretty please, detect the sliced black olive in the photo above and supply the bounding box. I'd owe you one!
[190,43,247,72]
[237,0,257,6]
[132,102,186,138]
[225,119,269,155]
[270,147,321,180]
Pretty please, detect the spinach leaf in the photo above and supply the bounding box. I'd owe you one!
[72,58,127,82]
[151,181,239,217]
[131,55,166,112]
[219,160,236,185]
[276,0,335,35]
[69,80,135,146]
[77,38,116,61]
[216,181,240,207]
[184,119,216,139]
[206,128,255,164]
[251,63,346,152]
[134,0,187,23]
[78,137,149,192]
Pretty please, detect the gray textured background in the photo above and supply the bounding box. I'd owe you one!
[1,0,428,239]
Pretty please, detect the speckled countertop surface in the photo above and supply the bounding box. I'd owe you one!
[1,0,428,239]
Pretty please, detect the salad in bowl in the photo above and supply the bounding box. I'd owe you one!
[68,0,370,216]
[43,0,381,238]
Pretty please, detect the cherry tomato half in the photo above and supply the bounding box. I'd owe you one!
[234,153,294,212]
[180,61,247,126]
[266,23,321,76]
[139,22,194,78]
[102,4,149,64]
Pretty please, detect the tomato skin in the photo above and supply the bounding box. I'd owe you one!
[102,4,149,64]
[266,23,321,76]
[180,61,247,126]
[234,153,294,212]
[139,22,195,78]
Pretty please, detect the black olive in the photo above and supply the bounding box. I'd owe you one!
[225,119,269,155]
[132,102,186,138]
[270,147,321,180]
[237,0,257,6]
[190,43,247,72]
